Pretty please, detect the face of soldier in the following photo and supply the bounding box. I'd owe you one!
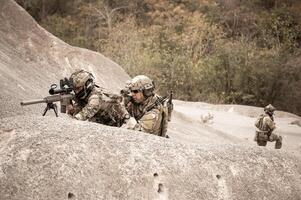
[131,90,144,103]
[74,86,84,94]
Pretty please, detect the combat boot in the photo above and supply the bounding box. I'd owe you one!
[257,140,267,146]
[275,136,282,149]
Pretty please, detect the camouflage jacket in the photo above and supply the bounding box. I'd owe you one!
[125,94,163,135]
[72,87,127,127]
[256,114,276,133]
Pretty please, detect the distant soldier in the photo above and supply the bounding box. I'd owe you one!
[254,104,282,149]
[67,69,128,127]
[122,75,172,137]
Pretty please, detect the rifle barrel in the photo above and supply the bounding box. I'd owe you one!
[20,99,46,106]
[20,94,74,107]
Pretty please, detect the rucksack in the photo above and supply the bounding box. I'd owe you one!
[97,88,127,127]
[255,114,265,130]
[158,94,173,137]
[159,99,170,137]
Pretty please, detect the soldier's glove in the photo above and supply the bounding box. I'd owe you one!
[122,117,137,130]
[74,113,85,120]
[67,104,75,115]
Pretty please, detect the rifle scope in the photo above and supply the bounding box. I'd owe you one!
[49,79,73,95]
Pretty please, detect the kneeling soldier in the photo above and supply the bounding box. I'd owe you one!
[254,104,282,149]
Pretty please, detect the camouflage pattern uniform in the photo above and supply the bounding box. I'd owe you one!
[68,69,127,127]
[72,88,127,126]
[254,104,282,149]
[122,75,166,136]
[125,94,163,135]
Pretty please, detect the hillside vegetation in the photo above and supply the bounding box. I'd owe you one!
[16,0,301,115]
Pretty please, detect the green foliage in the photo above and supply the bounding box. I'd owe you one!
[259,8,301,50]
[17,0,301,115]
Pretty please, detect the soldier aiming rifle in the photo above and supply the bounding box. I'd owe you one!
[20,77,74,117]
[21,69,128,127]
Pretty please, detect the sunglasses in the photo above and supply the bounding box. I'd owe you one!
[131,90,140,94]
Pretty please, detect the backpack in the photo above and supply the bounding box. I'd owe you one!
[97,89,127,127]
[255,114,265,130]
[159,100,169,137]
[158,95,173,137]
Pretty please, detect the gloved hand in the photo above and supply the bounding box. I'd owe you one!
[122,117,137,129]
[74,113,85,120]
[67,104,75,115]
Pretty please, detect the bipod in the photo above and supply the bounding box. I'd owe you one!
[42,102,58,117]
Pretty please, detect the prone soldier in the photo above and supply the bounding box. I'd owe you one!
[67,69,128,127]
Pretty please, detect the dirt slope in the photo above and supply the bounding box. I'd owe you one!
[0,1,301,200]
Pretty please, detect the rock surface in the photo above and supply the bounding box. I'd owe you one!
[1,115,301,200]
[0,1,301,200]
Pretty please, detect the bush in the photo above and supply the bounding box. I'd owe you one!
[17,0,301,115]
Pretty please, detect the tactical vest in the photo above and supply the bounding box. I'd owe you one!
[127,94,170,137]
[76,87,126,127]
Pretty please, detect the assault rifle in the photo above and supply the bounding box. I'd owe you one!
[137,90,173,120]
[20,78,74,117]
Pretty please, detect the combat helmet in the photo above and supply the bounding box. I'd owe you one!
[264,104,276,115]
[70,69,95,99]
[129,75,155,97]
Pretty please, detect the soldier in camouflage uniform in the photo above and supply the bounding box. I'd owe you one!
[254,104,282,149]
[122,75,168,137]
[67,69,128,127]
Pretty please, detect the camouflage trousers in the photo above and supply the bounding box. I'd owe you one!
[254,131,282,149]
